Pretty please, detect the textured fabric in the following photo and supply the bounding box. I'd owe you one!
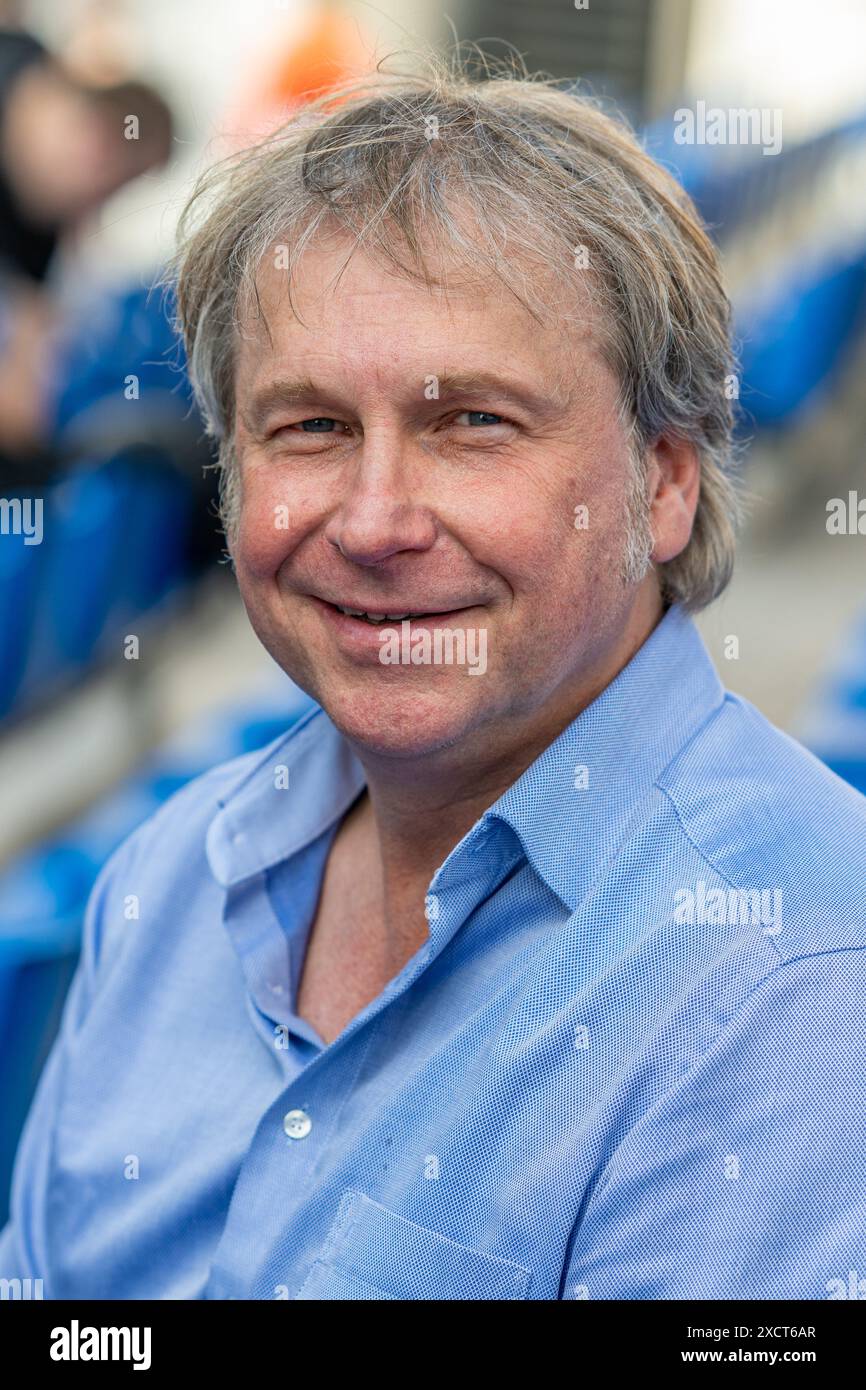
[1,603,865,1300]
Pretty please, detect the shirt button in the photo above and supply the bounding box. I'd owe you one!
[283,1108,312,1140]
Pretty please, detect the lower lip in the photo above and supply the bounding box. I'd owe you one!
[310,596,479,659]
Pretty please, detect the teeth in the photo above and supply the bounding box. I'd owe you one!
[336,605,418,623]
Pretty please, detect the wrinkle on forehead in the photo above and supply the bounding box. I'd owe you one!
[236,230,602,411]
[244,194,599,317]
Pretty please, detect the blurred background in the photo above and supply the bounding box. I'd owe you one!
[1,0,865,1222]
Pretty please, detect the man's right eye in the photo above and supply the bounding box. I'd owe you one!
[269,417,350,441]
[297,418,340,433]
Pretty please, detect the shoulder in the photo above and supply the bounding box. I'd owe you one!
[79,706,325,958]
[111,704,323,866]
[657,691,866,959]
[32,707,323,1049]
[569,944,866,1298]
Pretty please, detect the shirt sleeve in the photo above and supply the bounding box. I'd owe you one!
[563,947,866,1300]
[0,832,139,1295]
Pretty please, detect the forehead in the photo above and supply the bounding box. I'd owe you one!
[234,232,603,394]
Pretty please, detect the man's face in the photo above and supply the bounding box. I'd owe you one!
[231,236,659,761]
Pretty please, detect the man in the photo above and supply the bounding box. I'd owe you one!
[1,64,864,1301]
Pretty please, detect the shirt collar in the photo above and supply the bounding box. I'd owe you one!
[205,703,366,888]
[486,603,725,910]
[206,604,724,905]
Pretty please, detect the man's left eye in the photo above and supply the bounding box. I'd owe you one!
[454,410,505,427]
[296,417,342,432]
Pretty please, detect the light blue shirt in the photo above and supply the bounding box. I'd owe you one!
[2,604,865,1300]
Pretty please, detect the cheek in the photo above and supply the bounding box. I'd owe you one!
[478,502,580,600]
[233,510,286,583]
[231,465,306,581]
[499,486,626,627]
[466,436,625,585]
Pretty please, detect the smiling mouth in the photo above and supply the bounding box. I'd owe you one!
[322,600,474,625]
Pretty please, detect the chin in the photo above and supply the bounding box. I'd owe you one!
[320,681,481,759]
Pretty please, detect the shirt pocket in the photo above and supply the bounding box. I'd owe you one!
[295,1189,533,1300]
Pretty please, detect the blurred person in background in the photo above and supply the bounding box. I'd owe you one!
[0,23,172,487]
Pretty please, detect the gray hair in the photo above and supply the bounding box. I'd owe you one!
[171,53,741,609]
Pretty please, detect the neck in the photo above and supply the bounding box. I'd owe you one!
[350,587,665,896]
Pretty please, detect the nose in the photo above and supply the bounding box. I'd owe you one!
[323,434,437,567]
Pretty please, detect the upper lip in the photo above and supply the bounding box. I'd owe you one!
[313,595,476,616]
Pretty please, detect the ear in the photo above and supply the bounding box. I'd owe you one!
[645,435,701,565]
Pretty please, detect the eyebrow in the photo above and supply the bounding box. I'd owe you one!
[427,372,568,417]
[239,377,320,435]
[239,369,568,436]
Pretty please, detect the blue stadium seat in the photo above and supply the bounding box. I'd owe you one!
[0,525,42,719]
[36,462,132,679]
[738,251,866,426]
